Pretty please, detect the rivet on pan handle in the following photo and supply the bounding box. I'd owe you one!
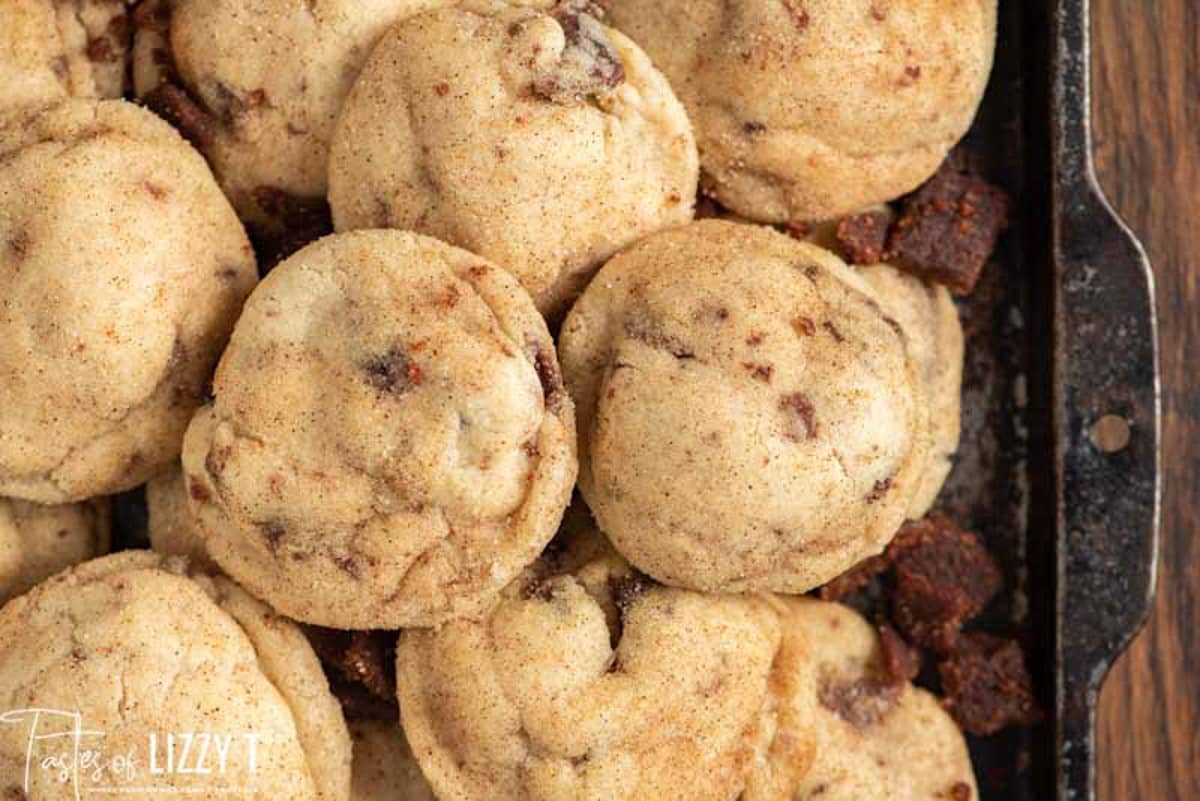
[1051,1,1162,799]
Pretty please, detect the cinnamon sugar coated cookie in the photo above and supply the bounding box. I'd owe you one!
[182,230,577,628]
[396,515,799,801]
[0,0,133,110]
[132,0,445,228]
[349,720,435,801]
[858,263,964,518]
[147,465,210,565]
[559,220,930,593]
[601,0,997,222]
[0,496,109,602]
[768,598,978,801]
[0,551,351,801]
[328,0,698,317]
[0,99,256,503]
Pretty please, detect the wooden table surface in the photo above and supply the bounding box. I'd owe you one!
[1092,2,1199,799]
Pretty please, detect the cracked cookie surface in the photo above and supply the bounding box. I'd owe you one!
[601,0,996,222]
[327,0,698,318]
[0,99,257,503]
[558,220,930,593]
[182,230,577,628]
[0,551,351,801]
[396,511,796,801]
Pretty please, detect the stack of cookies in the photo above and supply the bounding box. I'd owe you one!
[0,1,1011,799]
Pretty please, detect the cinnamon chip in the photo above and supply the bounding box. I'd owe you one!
[835,211,890,265]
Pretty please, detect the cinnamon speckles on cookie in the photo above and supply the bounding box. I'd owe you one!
[559,220,928,593]
[602,0,997,222]
[397,520,787,801]
[766,598,979,801]
[133,0,445,228]
[328,0,698,317]
[0,100,256,502]
[181,230,576,628]
[0,552,351,801]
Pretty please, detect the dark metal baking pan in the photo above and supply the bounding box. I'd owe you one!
[943,0,1159,799]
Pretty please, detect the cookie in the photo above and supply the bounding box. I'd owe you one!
[0,496,109,602]
[132,0,442,230]
[601,0,997,222]
[327,0,698,318]
[182,230,577,628]
[0,551,351,800]
[558,220,930,593]
[0,99,257,503]
[146,465,210,565]
[396,516,795,801]
[858,264,963,517]
[349,720,435,801]
[767,598,978,801]
[0,0,132,110]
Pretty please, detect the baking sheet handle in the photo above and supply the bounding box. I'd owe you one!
[1051,1,1162,799]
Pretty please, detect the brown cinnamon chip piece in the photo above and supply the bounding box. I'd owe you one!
[818,677,902,729]
[529,341,566,414]
[878,623,921,683]
[362,347,422,395]
[885,162,1008,294]
[835,211,890,265]
[888,513,1002,653]
[533,3,625,103]
[141,82,217,149]
[779,392,818,440]
[938,633,1042,736]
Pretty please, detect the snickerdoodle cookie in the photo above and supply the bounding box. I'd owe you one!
[0,496,109,602]
[559,220,929,593]
[132,0,444,230]
[858,263,963,517]
[0,551,351,801]
[147,465,210,565]
[182,230,577,628]
[601,0,996,222]
[0,0,133,110]
[0,99,256,503]
[765,598,978,801]
[327,0,698,317]
[396,516,797,801]
[349,720,435,801]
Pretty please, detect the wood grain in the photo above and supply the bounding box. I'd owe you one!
[1092,2,1200,799]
